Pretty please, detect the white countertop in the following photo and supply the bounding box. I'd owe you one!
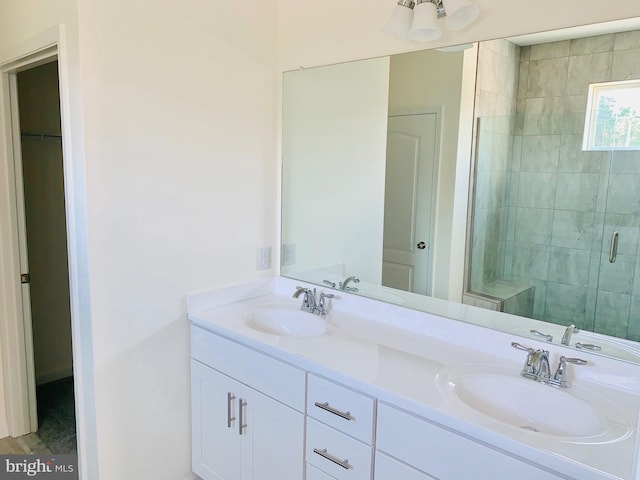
[188,276,640,480]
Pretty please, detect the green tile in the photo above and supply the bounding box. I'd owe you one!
[597,252,636,295]
[554,173,598,212]
[594,290,631,336]
[548,247,590,287]
[514,208,553,245]
[544,283,586,326]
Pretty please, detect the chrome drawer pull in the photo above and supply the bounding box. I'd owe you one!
[227,392,236,428]
[313,448,352,470]
[238,398,247,435]
[314,401,354,421]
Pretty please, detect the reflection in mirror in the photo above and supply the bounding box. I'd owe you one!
[281,18,640,363]
[468,29,640,345]
[282,48,471,300]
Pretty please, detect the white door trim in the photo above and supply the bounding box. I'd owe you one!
[0,25,98,479]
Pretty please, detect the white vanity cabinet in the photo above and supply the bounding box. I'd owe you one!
[376,403,564,480]
[191,326,306,480]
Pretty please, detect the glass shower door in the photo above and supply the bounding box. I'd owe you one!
[590,146,640,341]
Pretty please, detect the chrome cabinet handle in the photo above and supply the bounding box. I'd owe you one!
[416,241,427,250]
[314,401,354,421]
[610,231,619,263]
[227,392,236,428]
[313,448,352,470]
[238,398,247,435]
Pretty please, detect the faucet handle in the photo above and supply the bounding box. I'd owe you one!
[551,356,587,388]
[323,280,336,288]
[511,342,535,354]
[293,286,309,298]
[317,292,335,316]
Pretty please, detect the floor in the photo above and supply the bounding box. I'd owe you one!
[0,376,76,455]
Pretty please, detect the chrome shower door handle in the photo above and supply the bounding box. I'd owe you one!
[609,231,619,263]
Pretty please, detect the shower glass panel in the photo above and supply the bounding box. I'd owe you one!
[468,112,640,341]
[592,123,640,341]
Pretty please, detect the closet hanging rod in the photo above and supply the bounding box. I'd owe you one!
[20,132,62,140]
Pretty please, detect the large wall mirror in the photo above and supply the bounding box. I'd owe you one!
[281,17,640,364]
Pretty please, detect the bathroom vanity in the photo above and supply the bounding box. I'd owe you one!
[188,277,640,480]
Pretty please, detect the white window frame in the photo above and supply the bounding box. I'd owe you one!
[583,79,640,151]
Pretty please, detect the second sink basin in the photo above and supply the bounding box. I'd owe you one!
[245,305,327,337]
[439,366,632,443]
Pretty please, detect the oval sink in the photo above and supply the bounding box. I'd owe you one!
[439,366,632,443]
[245,306,327,337]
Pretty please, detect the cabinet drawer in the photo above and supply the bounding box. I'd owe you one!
[377,403,562,480]
[307,463,337,480]
[191,325,305,411]
[307,374,375,443]
[306,418,372,480]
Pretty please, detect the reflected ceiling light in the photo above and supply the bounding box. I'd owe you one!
[384,0,480,42]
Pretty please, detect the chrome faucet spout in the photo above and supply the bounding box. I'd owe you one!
[340,275,360,292]
[561,325,579,346]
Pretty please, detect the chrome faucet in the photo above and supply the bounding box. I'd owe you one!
[339,275,360,292]
[561,324,579,345]
[293,286,334,316]
[512,342,587,388]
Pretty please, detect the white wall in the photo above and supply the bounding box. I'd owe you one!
[282,57,390,283]
[75,1,278,478]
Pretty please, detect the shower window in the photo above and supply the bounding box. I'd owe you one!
[583,80,640,151]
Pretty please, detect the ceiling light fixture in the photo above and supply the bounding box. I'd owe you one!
[384,0,480,41]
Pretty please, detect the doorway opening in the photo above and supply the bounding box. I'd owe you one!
[0,59,76,455]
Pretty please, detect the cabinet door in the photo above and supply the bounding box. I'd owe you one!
[244,384,304,480]
[192,360,242,480]
[375,452,436,480]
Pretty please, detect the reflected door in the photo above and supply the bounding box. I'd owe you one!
[382,113,438,295]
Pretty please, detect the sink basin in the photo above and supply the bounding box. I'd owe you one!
[439,366,632,443]
[245,306,327,337]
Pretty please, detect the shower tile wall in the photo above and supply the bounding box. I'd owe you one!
[506,30,640,340]
[470,40,520,290]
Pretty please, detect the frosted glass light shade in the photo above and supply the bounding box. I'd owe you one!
[383,2,415,39]
[408,1,442,42]
[443,0,480,30]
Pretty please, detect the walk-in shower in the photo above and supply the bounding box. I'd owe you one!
[468,32,640,342]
